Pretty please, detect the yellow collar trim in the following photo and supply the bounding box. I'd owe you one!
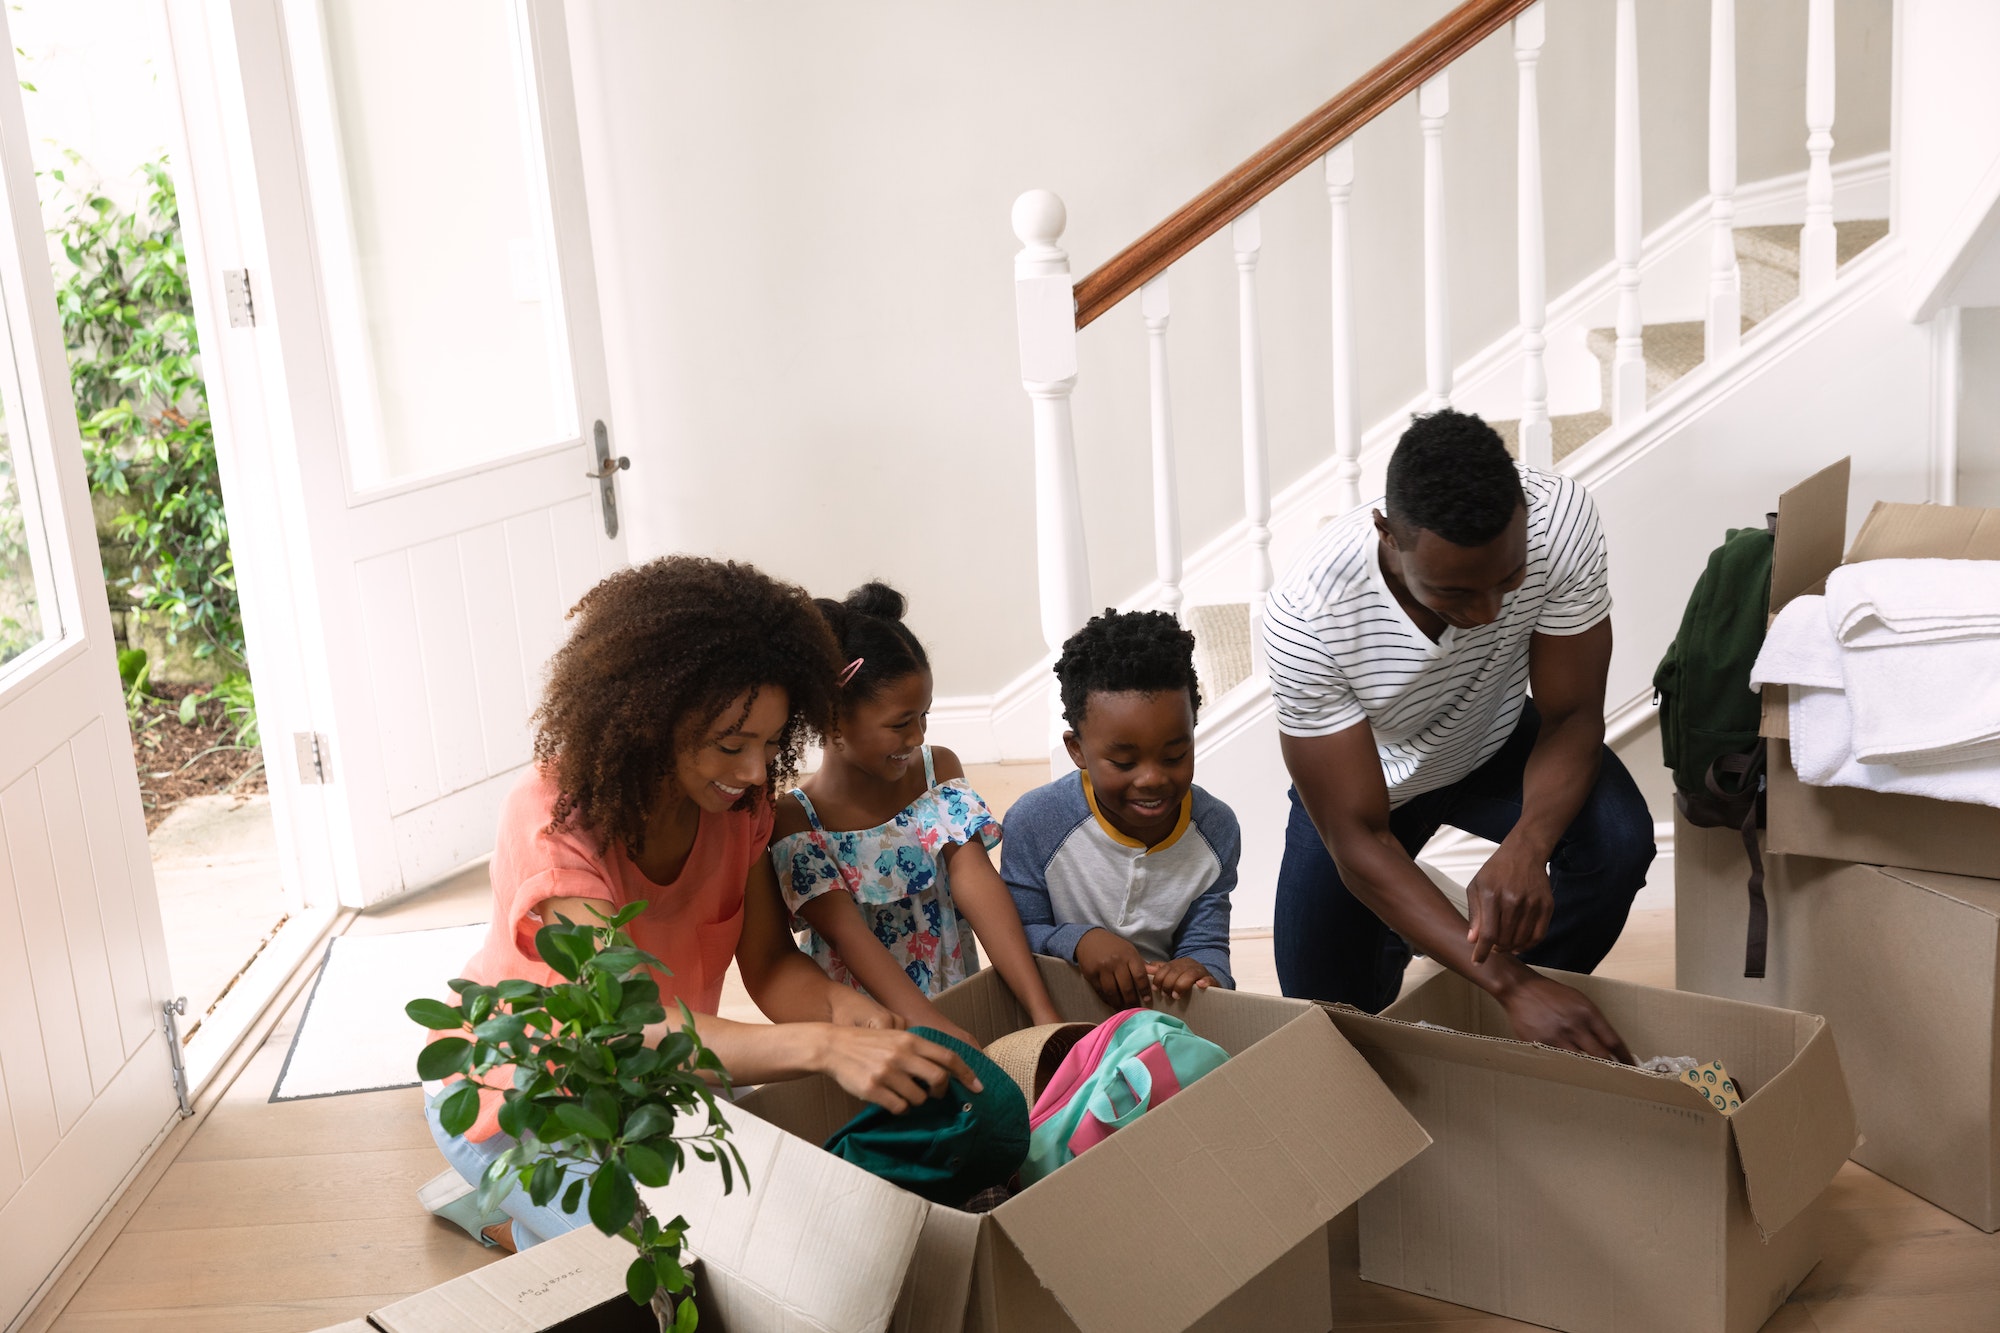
[1081,773,1192,854]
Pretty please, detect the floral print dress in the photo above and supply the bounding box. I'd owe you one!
[771,747,1000,996]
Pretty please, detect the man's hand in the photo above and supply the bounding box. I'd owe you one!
[1465,841,1555,963]
[1498,971,1634,1064]
[815,1027,981,1114]
[826,985,906,1030]
[1146,957,1217,1000]
[1074,928,1152,1007]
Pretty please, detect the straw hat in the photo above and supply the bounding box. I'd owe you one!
[984,1022,1095,1104]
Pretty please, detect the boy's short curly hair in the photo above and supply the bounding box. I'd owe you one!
[1054,608,1201,731]
[532,556,841,856]
[1384,409,1525,547]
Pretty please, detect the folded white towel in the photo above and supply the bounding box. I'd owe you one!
[1826,558,2000,646]
[1785,680,2000,810]
[1842,634,2000,766]
[1748,596,1844,690]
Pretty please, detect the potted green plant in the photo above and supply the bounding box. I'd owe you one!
[409,902,748,1332]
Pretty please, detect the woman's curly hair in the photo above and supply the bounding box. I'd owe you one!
[532,556,841,856]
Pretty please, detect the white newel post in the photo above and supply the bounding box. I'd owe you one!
[1706,0,1741,363]
[1612,0,1646,426]
[1325,142,1361,513]
[1142,276,1183,618]
[1011,191,1091,758]
[1420,73,1451,411]
[1515,4,1551,468]
[1800,0,1836,296]
[1233,207,1273,671]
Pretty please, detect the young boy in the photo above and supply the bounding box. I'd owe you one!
[1002,609,1240,1007]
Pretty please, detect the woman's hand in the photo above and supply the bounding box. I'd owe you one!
[815,1026,981,1114]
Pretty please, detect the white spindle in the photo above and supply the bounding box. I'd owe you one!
[1515,4,1551,468]
[1800,0,1836,296]
[1011,190,1091,756]
[1705,0,1741,363]
[1325,142,1361,513]
[1232,207,1273,667]
[1612,0,1645,426]
[1141,276,1183,618]
[1420,73,1451,411]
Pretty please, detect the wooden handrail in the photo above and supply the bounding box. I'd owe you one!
[1072,0,1538,329]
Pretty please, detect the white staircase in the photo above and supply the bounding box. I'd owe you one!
[999,0,1948,929]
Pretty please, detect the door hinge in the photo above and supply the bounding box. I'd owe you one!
[294,732,332,785]
[223,269,256,327]
[162,998,193,1117]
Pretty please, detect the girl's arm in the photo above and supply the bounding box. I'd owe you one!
[940,839,1065,1027]
[798,892,977,1046]
[734,854,897,1030]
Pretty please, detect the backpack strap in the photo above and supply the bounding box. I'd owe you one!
[1704,749,1768,979]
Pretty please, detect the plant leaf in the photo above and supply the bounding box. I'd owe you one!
[624,1103,675,1142]
[623,1142,672,1188]
[405,997,465,1031]
[675,1284,699,1330]
[416,1038,472,1080]
[437,1083,481,1137]
[562,1178,585,1214]
[625,1254,658,1305]
[528,1156,563,1207]
[550,1101,613,1140]
[587,1161,637,1234]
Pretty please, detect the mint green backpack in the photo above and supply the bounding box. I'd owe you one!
[1019,1008,1229,1186]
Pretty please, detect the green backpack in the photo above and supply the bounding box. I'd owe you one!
[1653,524,1774,978]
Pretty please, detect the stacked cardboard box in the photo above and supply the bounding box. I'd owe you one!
[1326,967,1857,1333]
[343,959,1432,1333]
[1677,458,2000,1233]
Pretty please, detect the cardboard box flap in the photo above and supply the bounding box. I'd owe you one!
[989,1009,1428,1333]
[1879,864,2000,917]
[1325,1003,1725,1115]
[367,1226,633,1333]
[1845,499,2000,563]
[1770,456,1850,610]
[640,1101,929,1333]
[1726,1013,1858,1236]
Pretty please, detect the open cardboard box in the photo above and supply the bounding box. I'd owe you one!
[1677,810,2000,1231]
[1759,457,2000,880]
[735,958,1431,1333]
[357,1228,705,1332]
[1326,967,1857,1333]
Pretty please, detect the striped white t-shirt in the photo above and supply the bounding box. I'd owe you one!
[1263,465,1610,806]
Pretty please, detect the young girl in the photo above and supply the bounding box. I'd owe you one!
[427,558,979,1252]
[771,582,1064,1040]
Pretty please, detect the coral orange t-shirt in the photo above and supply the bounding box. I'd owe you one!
[447,766,774,1141]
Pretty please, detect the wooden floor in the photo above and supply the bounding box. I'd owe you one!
[32,764,2000,1331]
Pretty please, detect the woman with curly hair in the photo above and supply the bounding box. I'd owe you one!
[426,556,976,1251]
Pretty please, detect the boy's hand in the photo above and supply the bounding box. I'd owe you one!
[1146,958,1216,1000]
[1074,928,1152,1007]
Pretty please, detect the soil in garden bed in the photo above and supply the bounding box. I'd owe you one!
[130,683,266,833]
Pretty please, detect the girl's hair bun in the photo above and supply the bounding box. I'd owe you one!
[845,580,907,622]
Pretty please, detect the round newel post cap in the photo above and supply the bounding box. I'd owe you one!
[1012,190,1067,250]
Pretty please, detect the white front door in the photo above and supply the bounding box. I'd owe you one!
[0,1,179,1319]
[169,0,628,907]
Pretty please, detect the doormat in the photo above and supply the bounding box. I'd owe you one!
[270,922,488,1101]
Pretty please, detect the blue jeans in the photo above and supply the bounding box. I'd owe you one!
[425,1089,592,1250]
[1274,701,1655,1013]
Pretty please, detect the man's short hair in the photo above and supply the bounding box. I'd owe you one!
[1383,409,1525,547]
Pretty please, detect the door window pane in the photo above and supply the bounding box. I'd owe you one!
[315,0,576,490]
[0,399,52,675]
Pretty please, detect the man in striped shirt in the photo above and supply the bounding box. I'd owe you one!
[1265,410,1653,1062]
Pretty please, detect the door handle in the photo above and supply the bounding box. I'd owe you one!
[590,421,625,537]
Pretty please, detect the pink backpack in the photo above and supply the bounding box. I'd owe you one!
[1019,1008,1229,1185]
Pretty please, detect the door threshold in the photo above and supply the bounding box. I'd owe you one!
[182,905,345,1100]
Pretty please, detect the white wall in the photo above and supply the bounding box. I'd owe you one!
[1959,305,2000,506]
[11,1,177,220]
[1896,0,2000,315]
[568,0,1892,697]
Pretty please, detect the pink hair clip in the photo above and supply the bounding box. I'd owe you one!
[837,657,865,687]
